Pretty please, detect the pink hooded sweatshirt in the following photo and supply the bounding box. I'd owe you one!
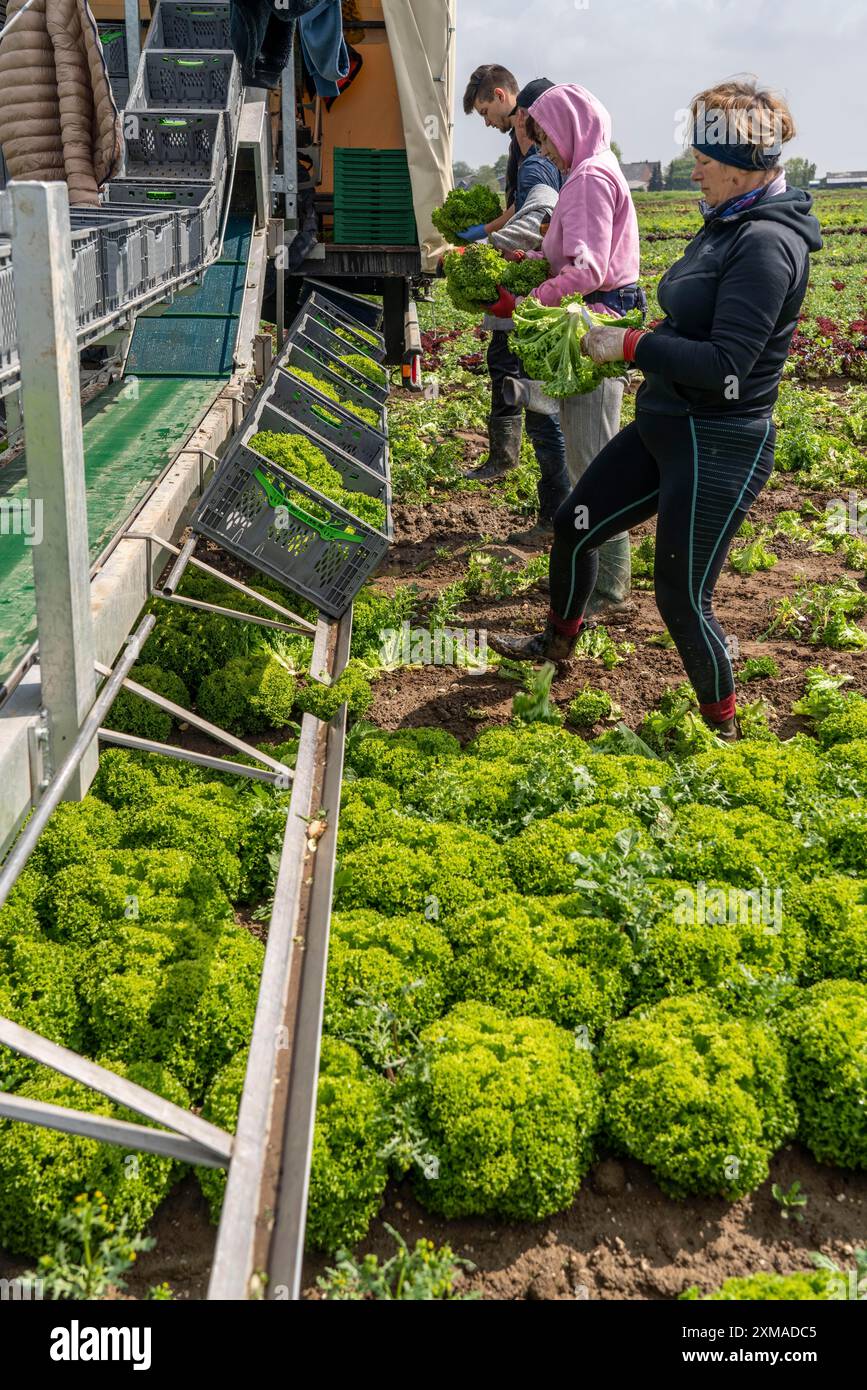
[527,84,640,307]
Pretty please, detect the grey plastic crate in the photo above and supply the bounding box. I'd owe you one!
[130,50,242,149]
[122,110,227,185]
[301,280,384,334]
[145,0,231,51]
[106,179,219,272]
[193,430,391,619]
[267,368,387,475]
[279,337,387,432]
[70,228,102,326]
[0,249,16,370]
[98,21,127,77]
[296,313,389,403]
[305,290,386,360]
[254,397,386,497]
[139,210,177,290]
[71,209,146,313]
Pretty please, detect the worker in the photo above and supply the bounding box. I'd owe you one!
[459,68,569,534]
[486,83,643,615]
[489,79,822,741]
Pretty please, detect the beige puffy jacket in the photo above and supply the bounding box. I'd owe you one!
[0,0,121,206]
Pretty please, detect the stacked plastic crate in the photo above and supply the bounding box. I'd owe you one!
[194,290,393,619]
[108,0,242,274]
[333,148,417,246]
[97,20,130,110]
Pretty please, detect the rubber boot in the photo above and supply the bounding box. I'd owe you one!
[702,716,741,742]
[488,620,577,665]
[584,531,633,618]
[465,415,523,481]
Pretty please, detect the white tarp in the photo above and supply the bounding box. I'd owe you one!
[381,0,455,272]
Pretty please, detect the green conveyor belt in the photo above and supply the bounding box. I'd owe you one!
[0,215,255,687]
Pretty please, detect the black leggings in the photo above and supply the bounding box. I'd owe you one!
[550,410,776,706]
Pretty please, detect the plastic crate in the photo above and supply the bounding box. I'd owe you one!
[296,315,388,402]
[279,337,387,431]
[308,301,386,362]
[70,228,103,326]
[130,50,242,148]
[0,248,16,369]
[266,368,387,474]
[255,397,386,497]
[145,1,231,50]
[193,432,391,619]
[302,283,384,335]
[106,179,219,272]
[98,21,127,77]
[139,210,177,290]
[70,208,147,313]
[333,216,418,247]
[121,110,227,185]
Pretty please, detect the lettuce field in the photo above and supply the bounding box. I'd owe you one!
[1,188,867,1302]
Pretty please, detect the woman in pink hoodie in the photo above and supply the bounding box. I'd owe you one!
[489,84,643,612]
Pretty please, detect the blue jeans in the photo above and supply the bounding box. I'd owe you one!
[487,330,570,520]
[586,284,648,319]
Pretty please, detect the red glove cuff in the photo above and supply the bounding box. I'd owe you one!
[622,328,647,363]
[489,286,517,318]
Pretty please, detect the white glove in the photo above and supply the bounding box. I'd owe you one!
[581,325,628,364]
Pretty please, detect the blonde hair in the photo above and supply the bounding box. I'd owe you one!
[689,77,795,170]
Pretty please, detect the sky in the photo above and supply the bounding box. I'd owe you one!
[452,0,867,177]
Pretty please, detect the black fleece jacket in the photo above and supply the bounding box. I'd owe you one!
[634,188,823,418]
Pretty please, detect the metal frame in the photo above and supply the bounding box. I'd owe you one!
[208,610,351,1301]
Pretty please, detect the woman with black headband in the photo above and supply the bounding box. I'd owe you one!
[490,78,822,740]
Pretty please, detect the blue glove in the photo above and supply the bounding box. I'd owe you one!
[457,224,487,242]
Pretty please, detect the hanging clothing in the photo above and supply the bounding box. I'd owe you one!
[229,0,320,89]
[299,0,348,98]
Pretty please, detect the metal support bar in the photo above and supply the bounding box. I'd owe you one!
[123,0,141,88]
[162,592,311,636]
[12,182,98,799]
[281,36,298,231]
[127,530,316,632]
[162,533,199,596]
[208,611,351,1300]
[98,729,290,786]
[0,615,154,909]
[95,661,292,780]
[0,1093,228,1169]
[0,1017,232,1161]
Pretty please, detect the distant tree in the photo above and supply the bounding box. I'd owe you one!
[452,160,474,183]
[611,140,623,163]
[785,156,817,189]
[493,153,508,178]
[665,155,695,189]
[472,164,500,191]
[648,163,664,192]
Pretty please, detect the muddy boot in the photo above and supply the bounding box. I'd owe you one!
[585,531,633,618]
[488,619,577,664]
[464,415,523,481]
[702,716,741,742]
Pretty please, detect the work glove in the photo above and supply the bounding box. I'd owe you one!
[500,249,527,263]
[581,325,628,363]
[487,286,518,319]
[456,224,488,241]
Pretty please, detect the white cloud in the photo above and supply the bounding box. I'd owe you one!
[453,0,867,174]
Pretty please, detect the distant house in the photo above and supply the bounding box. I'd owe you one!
[455,178,472,191]
[821,171,867,188]
[620,160,663,192]
[496,174,507,193]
